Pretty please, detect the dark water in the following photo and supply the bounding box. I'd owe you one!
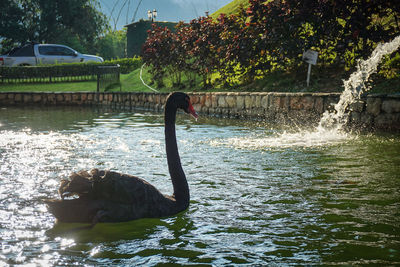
[0,106,399,266]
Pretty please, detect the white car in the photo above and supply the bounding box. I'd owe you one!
[0,43,104,66]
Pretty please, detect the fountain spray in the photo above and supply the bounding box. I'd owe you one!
[318,35,400,132]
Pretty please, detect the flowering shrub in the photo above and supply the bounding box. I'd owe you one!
[142,0,399,88]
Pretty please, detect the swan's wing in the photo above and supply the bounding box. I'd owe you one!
[92,170,164,204]
[53,169,172,221]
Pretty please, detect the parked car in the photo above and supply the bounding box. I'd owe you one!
[0,43,103,66]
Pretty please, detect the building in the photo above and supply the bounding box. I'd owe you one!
[125,20,178,58]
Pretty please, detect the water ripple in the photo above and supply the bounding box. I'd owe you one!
[0,107,399,265]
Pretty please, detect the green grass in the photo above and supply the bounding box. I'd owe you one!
[0,67,155,93]
[211,0,250,19]
[1,64,399,94]
[0,80,98,92]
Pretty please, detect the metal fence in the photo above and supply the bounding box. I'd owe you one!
[96,65,121,92]
[0,65,100,83]
[0,64,121,88]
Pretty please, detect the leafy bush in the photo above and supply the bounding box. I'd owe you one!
[142,0,400,89]
[379,52,400,78]
[104,57,142,74]
[141,25,178,87]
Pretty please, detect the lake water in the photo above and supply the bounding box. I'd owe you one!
[0,106,399,265]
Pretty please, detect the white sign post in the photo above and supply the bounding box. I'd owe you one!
[302,50,318,87]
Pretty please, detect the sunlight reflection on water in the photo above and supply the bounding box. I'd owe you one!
[0,107,399,265]
[209,128,352,150]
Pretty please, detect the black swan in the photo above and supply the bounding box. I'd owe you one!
[45,92,198,224]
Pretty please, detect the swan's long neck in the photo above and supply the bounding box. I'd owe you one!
[165,103,190,210]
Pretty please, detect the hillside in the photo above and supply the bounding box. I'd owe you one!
[211,0,250,18]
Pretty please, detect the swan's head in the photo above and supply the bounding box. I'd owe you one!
[168,92,198,119]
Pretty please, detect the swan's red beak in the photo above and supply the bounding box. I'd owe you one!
[188,102,198,119]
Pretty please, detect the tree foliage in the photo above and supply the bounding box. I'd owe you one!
[142,0,400,88]
[0,0,109,54]
[95,29,127,60]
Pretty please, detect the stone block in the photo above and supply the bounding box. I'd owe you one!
[360,113,374,126]
[124,94,131,102]
[23,94,32,103]
[349,100,365,113]
[64,94,71,102]
[217,95,227,108]
[290,96,314,110]
[190,95,199,104]
[15,94,22,102]
[303,96,314,110]
[56,94,63,102]
[290,96,301,110]
[72,94,80,102]
[160,94,167,104]
[244,95,253,109]
[201,106,209,114]
[314,97,324,114]
[225,95,236,108]
[199,95,207,106]
[236,96,245,110]
[382,99,400,114]
[366,97,382,116]
[33,94,41,103]
[251,108,262,117]
[204,94,212,107]
[155,104,162,111]
[221,107,229,115]
[154,94,160,104]
[46,94,55,104]
[211,94,218,108]
[81,93,87,101]
[193,103,202,113]
[273,96,289,111]
[375,113,400,129]
[255,95,261,108]
[261,95,269,109]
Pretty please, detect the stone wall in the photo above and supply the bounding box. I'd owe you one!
[1,92,399,131]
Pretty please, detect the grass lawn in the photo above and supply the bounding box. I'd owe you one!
[1,65,398,94]
[0,80,98,92]
[0,67,155,93]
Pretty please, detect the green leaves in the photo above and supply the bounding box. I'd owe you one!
[0,0,108,54]
[141,0,400,89]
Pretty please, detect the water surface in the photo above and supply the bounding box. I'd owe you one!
[0,106,399,265]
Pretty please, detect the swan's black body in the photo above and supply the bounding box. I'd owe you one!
[45,92,197,223]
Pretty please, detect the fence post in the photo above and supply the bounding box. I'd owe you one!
[117,64,121,91]
[96,66,100,103]
[97,73,100,93]
[96,65,120,92]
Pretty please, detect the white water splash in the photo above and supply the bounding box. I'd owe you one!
[318,35,400,132]
[211,36,400,150]
[209,128,352,150]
